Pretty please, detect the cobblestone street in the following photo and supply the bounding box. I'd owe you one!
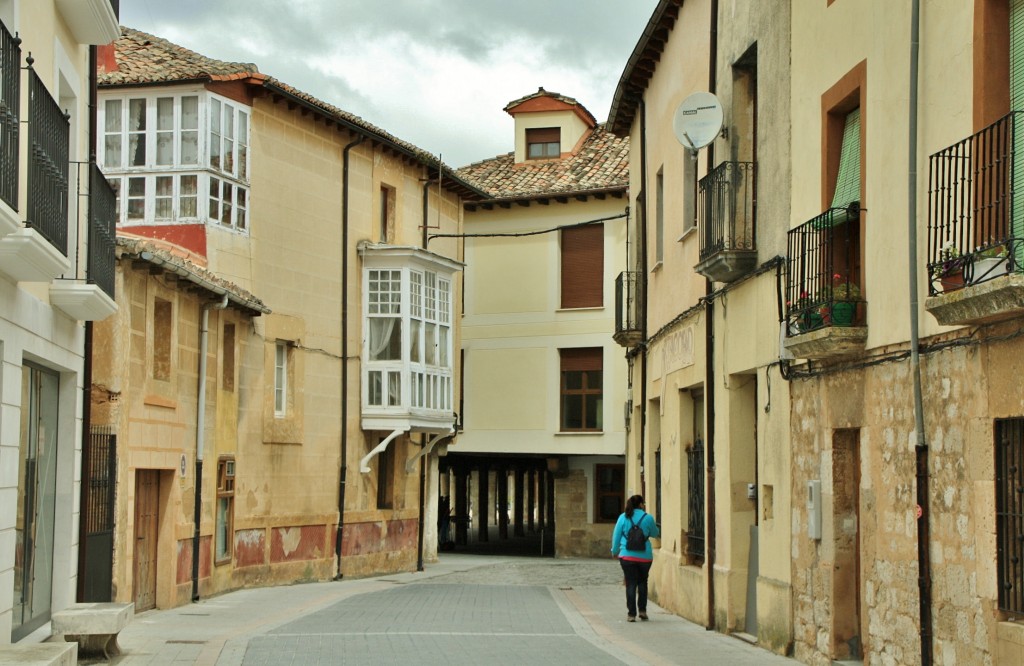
[92,554,799,665]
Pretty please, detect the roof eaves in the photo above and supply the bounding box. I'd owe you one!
[607,0,683,136]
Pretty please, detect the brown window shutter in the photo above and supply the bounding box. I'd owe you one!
[527,127,560,144]
[560,347,602,372]
[561,224,604,308]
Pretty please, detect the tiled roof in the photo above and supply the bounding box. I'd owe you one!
[455,124,628,202]
[117,235,270,315]
[98,27,262,85]
[99,28,488,199]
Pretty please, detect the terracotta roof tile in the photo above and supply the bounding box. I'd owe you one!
[99,27,261,85]
[455,125,629,201]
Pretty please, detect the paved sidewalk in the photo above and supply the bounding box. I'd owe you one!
[89,554,797,665]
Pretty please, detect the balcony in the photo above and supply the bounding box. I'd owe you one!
[50,165,117,321]
[0,21,19,238]
[925,111,1024,326]
[783,207,867,360]
[613,271,642,348]
[55,0,120,45]
[695,161,757,283]
[0,64,71,283]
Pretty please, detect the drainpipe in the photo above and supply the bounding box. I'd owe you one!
[192,294,229,601]
[417,173,431,571]
[335,133,365,580]
[76,44,98,602]
[639,99,649,498]
[907,1,932,663]
[705,0,719,632]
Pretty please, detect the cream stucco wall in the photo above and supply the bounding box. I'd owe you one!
[0,0,111,643]
[512,110,592,163]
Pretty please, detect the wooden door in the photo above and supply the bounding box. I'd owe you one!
[133,470,159,611]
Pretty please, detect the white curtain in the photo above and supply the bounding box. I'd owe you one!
[369,317,399,360]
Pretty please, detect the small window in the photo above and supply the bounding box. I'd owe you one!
[595,464,624,523]
[656,168,666,257]
[997,418,1024,615]
[216,457,235,563]
[380,184,395,243]
[559,348,603,432]
[222,323,235,392]
[153,298,172,381]
[526,127,560,159]
[274,341,289,417]
[377,442,394,510]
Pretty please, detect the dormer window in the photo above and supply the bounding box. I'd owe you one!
[526,127,560,159]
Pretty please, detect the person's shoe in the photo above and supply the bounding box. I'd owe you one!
[638,612,649,621]
[627,615,636,622]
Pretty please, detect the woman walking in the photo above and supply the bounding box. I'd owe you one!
[611,494,660,622]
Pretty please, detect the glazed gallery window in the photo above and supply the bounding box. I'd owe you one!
[526,127,560,159]
[559,347,603,432]
[215,457,235,563]
[100,93,249,231]
[364,266,453,413]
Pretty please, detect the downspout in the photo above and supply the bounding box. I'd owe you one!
[705,0,719,631]
[76,45,98,602]
[335,133,366,580]
[907,2,932,663]
[639,99,648,498]
[192,293,229,601]
[417,173,431,571]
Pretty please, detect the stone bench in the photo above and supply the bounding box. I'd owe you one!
[0,642,76,665]
[51,602,134,660]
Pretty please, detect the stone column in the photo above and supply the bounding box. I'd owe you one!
[527,468,536,532]
[454,466,469,546]
[497,467,510,539]
[477,465,489,542]
[513,467,525,536]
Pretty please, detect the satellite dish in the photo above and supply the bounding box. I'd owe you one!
[673,92,724,151]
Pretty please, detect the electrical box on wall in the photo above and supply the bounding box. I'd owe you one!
[807,479,822,540]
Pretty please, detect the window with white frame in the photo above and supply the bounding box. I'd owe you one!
[274,341,289,417]
[100,92,249,231]
[363,265,454,415]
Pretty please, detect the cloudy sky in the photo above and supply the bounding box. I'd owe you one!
[119,0,659,167]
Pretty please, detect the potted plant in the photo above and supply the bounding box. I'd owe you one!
[787,290,822,333]
[968,243,1008,284]
[825,273,860,326]
[932,242,965,292]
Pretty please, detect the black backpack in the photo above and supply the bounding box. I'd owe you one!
[626,514,648,551]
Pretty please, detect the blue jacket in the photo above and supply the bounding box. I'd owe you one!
[611,509,660,560]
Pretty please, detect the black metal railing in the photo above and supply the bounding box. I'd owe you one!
[26,65,69,256]
[927,110,1022,295]
[614,271,642,336]
[785,207,864,334]
[996,418,1024,616]
[698,161,756,261]
[88,163,116,298]
[0,21,20,211]
[686,438,705,563]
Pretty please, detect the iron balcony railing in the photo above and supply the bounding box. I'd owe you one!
[698,161,756,262]
[0,20,20,211]
[686,438,705,563]
[614,271,642,337]
[88,163,116,298]
[927,110,1022,295]
[26,65,69,257]
[785,207,864,335]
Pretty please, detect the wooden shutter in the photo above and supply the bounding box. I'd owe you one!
[1012,0,1024,265]
[561,224,604,308]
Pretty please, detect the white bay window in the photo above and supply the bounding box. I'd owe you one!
[361,244,461,434]
[99,91,249,232]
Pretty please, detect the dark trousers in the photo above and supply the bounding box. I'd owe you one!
[619,558,652,617]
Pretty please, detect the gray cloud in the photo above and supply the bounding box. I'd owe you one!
[120,0,658,165]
